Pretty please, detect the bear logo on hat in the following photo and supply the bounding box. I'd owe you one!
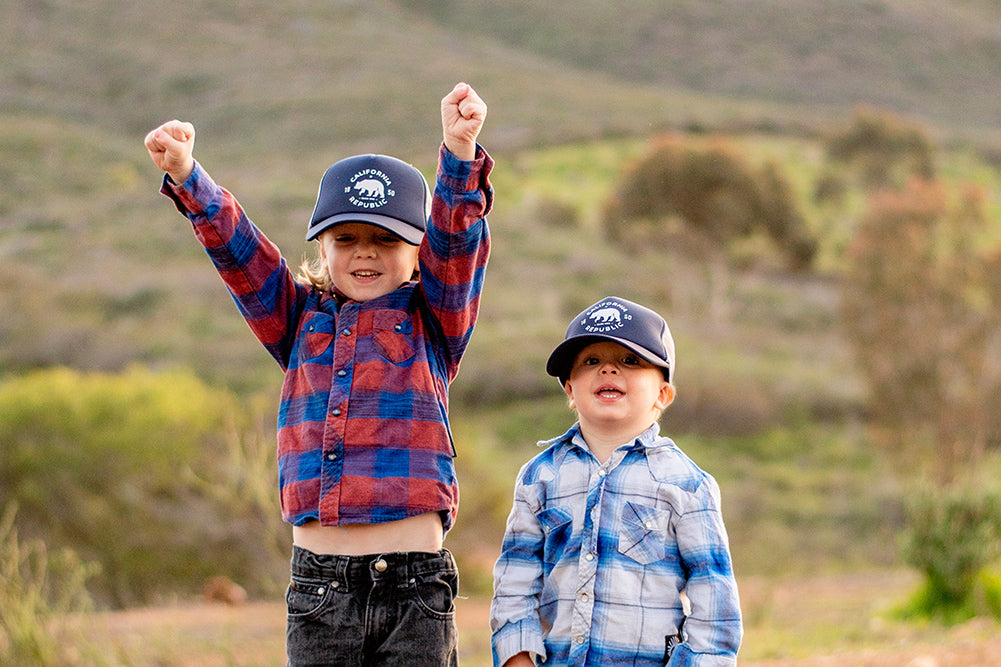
[581,301,633,333]
[346,169,394,210]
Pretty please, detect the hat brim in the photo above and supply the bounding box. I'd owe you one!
[306,213,425,245]
[546,334,671,385]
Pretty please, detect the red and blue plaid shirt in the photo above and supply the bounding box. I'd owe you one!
[162,144,492,532]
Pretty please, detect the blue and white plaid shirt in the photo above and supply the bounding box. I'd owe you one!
[490,424,742,666]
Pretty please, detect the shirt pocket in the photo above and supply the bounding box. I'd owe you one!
[372,310,415,364]
[537,506,574,566]
[618,501,670,565]
[299,311,334,361]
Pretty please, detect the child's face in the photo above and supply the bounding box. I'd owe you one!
[564,341,674,440]
[317,223,420,302]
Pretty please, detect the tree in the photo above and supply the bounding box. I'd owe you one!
[602,135,816,270]
[843,178,1001,621]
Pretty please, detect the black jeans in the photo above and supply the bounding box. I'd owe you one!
[286,546,459,666]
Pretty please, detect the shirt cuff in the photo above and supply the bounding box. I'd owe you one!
[492,618,546,667]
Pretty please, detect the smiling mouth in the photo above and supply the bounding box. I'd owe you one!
[596,385,623,398]
[351,270,381,279]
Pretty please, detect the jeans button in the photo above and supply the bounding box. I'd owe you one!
[374,558,388,572]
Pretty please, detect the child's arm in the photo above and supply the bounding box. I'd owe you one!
[144,120,195,185]
[441,82,487,160]
[669,478,743,665]
[419,83,493,379]
[490,467,548,666]
[144,120,306,369]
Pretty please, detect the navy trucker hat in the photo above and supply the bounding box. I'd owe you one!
[306,154,431,244]
[546,296,675,385]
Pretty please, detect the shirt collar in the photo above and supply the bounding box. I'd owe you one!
[541,422,667,454]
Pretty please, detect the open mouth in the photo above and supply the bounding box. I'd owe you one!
[351,270,381,280]
[596,384,623,399]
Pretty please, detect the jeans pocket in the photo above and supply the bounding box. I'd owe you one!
[286,575,333,619]
[410,568,458,619]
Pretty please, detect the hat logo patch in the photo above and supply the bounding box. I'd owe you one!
[344,169,395,210]
[581,301,632,333]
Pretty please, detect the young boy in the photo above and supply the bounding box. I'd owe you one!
[145,82,491,666]
[490,297,742,666]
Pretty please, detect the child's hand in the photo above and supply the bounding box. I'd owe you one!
[144,120,196,184]
[441,82,487,161]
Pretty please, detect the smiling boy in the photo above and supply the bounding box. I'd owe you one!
[490,297,742,666]
[146,82,491,666]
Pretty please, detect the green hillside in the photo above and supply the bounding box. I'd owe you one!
[5,0,1001,616]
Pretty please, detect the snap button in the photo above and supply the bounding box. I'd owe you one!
[316,587,325,595]
[330,581,339,589]
[337,369,347,377]
[374,558,388,573]
[326,452,337,461]
[394,324,402,332]
[332,408,341,416]
[342,328,351,336]
[644,521,654,530]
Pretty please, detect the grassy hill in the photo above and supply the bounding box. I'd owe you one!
[4,0,1001,595]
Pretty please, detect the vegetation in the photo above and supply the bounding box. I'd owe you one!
[0,505,104,665]
[4,0,1001,661]
[0,367,287,608]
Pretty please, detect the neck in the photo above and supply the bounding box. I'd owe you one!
[578,422,654,463]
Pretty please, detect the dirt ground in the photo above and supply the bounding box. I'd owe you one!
[88,572,1001,666]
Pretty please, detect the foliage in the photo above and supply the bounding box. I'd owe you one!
[0,504,106,666]
[601,135,817,269]
[825,106,937,189]
[842,178,1001,481]
[0,366,287,607]
[898,484,1001,623]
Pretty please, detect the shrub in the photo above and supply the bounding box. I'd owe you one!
[899,484,1001,623]
[0,366,286,607]
[825,106,936,189]
[602,135,816,269]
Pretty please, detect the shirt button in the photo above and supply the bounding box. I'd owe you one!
[330,581,339,589]
[580,592,589,602]
[342,329,351,336]
[326,452,337,461]
[332,408,341,416]
[597,469,607,477]
[374,559,388,573]
[575,636,585,645]
[316,587,325,595]
[394,324,402,332]
[585,553,595,561]
[337,369,347,377]
[645,521,654,530]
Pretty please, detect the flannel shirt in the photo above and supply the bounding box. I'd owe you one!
[490,424,742,666]
[162,144,492,532]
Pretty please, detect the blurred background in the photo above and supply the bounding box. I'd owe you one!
[3,0,1001,664]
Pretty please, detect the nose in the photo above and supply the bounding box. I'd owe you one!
[599,361,618,374]
[354,240,376,257]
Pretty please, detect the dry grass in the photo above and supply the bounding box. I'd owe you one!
[68,569,1001,666]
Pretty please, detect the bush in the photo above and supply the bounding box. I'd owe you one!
[825,106,936,189]
[601,135,816,269]
[0,366,287,607]
[899,484,1001,622]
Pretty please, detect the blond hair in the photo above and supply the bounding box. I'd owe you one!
[298,252,333,292]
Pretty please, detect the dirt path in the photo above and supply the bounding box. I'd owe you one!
[86,574,1001,666]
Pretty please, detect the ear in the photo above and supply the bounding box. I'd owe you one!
[563,379,576,410]
[655,382,676,411]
